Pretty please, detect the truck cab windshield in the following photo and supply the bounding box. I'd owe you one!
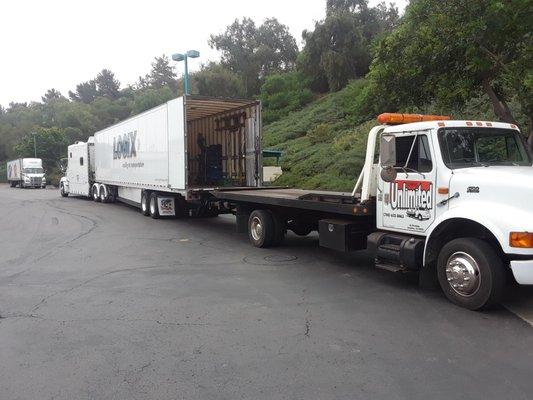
[438,127,532,169]
[24,168,43,174]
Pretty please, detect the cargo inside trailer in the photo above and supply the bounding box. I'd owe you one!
[184,96,261,188]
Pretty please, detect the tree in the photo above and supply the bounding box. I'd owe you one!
[193,63,245,98]
[298,0,398,92]
[209,17,298,96]
[95,69,120,99]
[147,55,178,91]
[69,80,98,103]
[365,0,532,129]
[41,89,66,103]
[14,127,68,169]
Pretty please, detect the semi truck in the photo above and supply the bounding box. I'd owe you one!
[60,95,533,310]
[7,158,47,188]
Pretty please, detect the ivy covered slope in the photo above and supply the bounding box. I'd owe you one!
[262,80,374,192]
[262,78,528,192]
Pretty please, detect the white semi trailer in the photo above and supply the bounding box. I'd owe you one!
[7,158,46,188]
[60,97,533,310]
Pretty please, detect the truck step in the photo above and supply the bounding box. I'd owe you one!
[375,262,409,273]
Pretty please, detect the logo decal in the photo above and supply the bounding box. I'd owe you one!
[389,180,433,211]
[113,131,137,159]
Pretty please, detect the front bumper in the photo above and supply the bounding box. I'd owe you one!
[510,259,533,285]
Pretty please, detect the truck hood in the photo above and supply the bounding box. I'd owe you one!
[449,166,533,218]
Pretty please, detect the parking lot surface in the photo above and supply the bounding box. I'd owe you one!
[0,185,532,400]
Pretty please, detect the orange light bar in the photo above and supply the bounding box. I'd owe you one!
[510,232,533,248]
[438,187,449,195]
[377,113,451,125]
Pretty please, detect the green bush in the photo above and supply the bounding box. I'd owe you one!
[307,123,334,144]
[260,72,313,124]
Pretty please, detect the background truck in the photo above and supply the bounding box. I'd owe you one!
[7,158,46,188]
[60,97,533,310]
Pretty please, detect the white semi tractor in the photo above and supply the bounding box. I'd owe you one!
[60,96,533,310]
[7,158,47,188]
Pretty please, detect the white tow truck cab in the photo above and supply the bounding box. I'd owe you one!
[7,158,47,188]
[355,113,533,309]
[60,99,533,310]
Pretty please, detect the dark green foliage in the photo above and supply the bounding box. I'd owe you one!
[14,127,68,171]
[131,87,176,115]
[209,17,298,96]
[298,0,398,92]
[363,0,532,131]
[260,72,313,124]
[193,63,246,98]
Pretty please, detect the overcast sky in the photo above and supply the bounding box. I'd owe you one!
[0,0,407,107]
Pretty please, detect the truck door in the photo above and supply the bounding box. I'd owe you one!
[377,131,436,234]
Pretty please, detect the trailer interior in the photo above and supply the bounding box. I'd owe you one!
[184,96,261,188]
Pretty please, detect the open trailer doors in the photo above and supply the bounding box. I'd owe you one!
[183,96,262,189]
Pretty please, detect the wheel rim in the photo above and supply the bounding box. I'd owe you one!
[250,216,263,241]
[445,251,481,297]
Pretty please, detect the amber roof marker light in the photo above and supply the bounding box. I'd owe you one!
[377,113,451,125]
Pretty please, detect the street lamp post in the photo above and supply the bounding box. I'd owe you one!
[31,132,37,158]
[172,50,200,95]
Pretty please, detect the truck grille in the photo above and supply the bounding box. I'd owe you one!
[30,177,41,186]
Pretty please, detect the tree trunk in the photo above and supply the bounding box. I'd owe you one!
[481,78,517,124]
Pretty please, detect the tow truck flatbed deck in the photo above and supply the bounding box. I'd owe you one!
[210,187,374,216]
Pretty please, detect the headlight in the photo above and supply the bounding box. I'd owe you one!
[42,177,46,181]
[24,177,30,181]
[510,232,533,248]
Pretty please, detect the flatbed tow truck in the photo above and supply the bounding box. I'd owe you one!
[60,97,533,310]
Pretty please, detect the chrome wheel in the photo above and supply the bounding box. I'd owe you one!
[142,197,147,213]
[445,251,481,297]
[250,216,263,241]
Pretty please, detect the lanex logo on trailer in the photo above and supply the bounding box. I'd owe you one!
[113,131,138,159]
[389,180,433,210]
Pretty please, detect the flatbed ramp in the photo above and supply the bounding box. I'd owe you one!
[211,187,373,216]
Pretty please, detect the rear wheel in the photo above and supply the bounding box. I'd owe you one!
[149,193,160,219]
[270,211,286,246]
[91,184,100,202]
[248,210,275,248]
[437,237,506,310]
[141,192,150,216]
[10,181,16,188]
[99,185,108,203]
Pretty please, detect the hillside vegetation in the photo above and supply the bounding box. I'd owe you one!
[263,78,528,191]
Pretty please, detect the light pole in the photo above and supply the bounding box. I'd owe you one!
[31,132,37,158]
[172,50,200,95]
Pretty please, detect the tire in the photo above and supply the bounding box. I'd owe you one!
[91,184,100,202]
[437,237,506,310]
[248,210,275,248]
[141,192,150,216]
[149,193,160,219]
[270,211,286,246]
[10,181,15,188]
[99,185,108,203]
[60,183,68,197]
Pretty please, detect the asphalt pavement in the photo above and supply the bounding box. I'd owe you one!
[0,184,532,400]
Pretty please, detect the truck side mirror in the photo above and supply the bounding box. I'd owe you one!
[380,134,397,183]
[380,134,396,167]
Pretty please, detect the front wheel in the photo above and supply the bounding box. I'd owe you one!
[60,183,68,197]
[437,237,506,310]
